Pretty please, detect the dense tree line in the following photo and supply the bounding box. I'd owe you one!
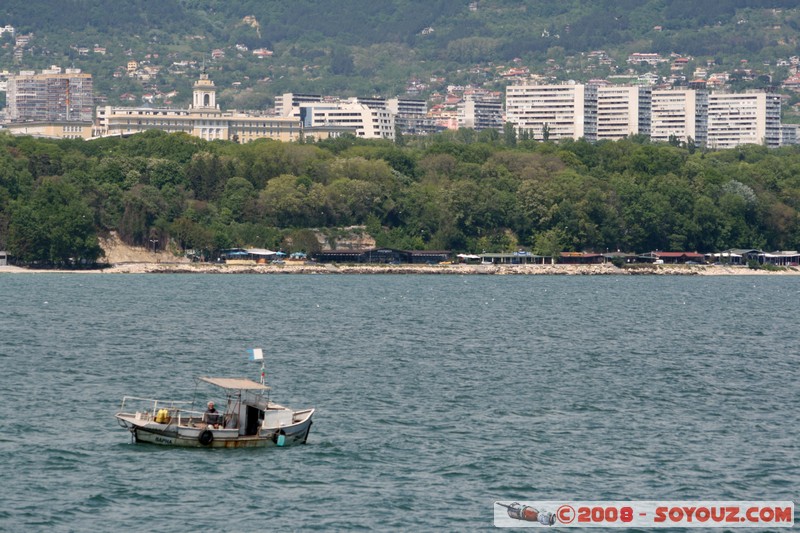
[2,129,800,266]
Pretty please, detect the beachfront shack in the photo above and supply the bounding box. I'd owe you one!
[639,251,706,264]
[704,249,799,266]
[478,251,547,265]
[704,249,757,265]
[313,248,451,264]
[221,248,278,265]
[556,252,605,265]
[403,250,451,264]
[761,250,800,266]
[313,249,365,263]
[0,251,7,266]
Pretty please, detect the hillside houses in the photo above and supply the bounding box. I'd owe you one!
[3,16,800,150]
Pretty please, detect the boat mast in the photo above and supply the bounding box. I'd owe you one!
[248,347,269,402]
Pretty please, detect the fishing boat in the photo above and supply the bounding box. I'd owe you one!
[115,376,314,448]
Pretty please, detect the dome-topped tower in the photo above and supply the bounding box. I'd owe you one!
[192,71,218,111]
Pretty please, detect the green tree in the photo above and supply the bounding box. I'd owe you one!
[258,174,326,227]
[533,227,566,262]
[7,178,101,265]
[170,217,214,252]
[221,177,256,222]
[330,46,355,75]
[118,185,167,246]
[326,178,382,225]
[284,228,322,254]
[503,122,517,147]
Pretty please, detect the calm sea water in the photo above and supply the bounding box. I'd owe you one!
[0,274,797,532]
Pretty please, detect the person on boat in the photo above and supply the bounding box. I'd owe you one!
[204,401,221,426]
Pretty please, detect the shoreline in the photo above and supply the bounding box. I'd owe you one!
[2,262,798,275]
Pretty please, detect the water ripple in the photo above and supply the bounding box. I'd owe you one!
[0,275,797,530]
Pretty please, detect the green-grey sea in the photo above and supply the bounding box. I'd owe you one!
[1,274,797,531]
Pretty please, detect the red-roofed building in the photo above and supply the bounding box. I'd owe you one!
[782,73,800,92]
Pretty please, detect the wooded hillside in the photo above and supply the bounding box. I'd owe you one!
[2,1,800,107]
[2,131,799,265]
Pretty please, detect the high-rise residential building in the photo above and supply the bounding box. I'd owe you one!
[274,93,323,117]
[6,67,93,123]
[292,99,395,140]
[276,93,434,137]
[385,97,426,117]
[707,92,779,150]
[458,97,503,131]
[506,83,585,140]
[765,91,782,148]
[781,124,800,146]
[584,84,647,142]
[355,96,390,111]
[694,90,709,146]
[583,84,598,140]
[650,89,698,145]
[505,83,787,149]
[638,86,652,138]
[387,97,433,135]
[386,97,439,135]
[358,95,440,135]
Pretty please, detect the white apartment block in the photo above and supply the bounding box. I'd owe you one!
[597,85,641,140]
[650,89,697,145]
[458,98,503,131]
[274,92,323,117]
[357,96,438,135]
[386,97,427,117]
[293,99,395,140]
[506,83,585,140]
[585,85,643,141]
[386,97,439,135]
[707,92,775,150]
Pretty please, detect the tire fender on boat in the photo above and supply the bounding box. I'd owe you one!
[198,429,214,446]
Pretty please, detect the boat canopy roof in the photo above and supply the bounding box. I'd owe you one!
[199,377,271,391]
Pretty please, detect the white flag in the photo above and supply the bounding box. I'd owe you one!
[248,348,263,361]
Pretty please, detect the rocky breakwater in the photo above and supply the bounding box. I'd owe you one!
[107,262,690,275]
[8,261,799,275]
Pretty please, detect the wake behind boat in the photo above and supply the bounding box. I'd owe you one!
[115,375,314,448]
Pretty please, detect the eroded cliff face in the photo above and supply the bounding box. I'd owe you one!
[97,226,378,266]
[313,226,377,251]
[98,232,190,265]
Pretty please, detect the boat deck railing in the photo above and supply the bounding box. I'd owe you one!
[117,396,201,423]
[118,397,313,430]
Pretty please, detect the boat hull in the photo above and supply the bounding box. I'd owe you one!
[116,412,313,448]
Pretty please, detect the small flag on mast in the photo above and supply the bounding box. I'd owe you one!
[248,348,264,361]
